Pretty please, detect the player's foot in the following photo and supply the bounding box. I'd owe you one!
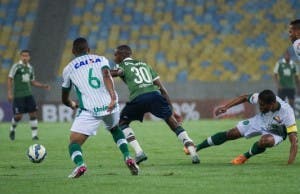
[9,130,15,141]
[183,146,190,155]
[68,164,87,178]
[191,155,200,164]
[32,136,39,140]
[231,154,248,165]
[125,157,139,175]
[135,152,148,165]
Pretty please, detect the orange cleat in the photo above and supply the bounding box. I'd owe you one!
[231,154,248,165]
[183,146,190,155]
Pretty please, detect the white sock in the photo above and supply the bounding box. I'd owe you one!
[30,119,38,137]
[122,127,143,155]
[177,131,197,157]
[10,118,18,131]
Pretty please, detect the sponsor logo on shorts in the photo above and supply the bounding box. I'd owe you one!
[242,120,249,125]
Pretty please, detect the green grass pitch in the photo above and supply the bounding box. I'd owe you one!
[0,120,299,194]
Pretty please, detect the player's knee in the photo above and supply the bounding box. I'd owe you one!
[259,135,275,148]
[226,128,241,140]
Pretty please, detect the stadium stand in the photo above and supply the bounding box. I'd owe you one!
[0,0,39,83]
[58,0,300,82]
[1,0,299,83]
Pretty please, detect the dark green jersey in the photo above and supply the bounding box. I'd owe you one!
[8,61,35,97]
[117,58,159,101]
[274,59,299,88]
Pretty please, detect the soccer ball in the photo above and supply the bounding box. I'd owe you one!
[27,144,47,163]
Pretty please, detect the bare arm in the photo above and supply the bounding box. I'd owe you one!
[103,68,116,113]
[31,80,51,90]
[61,89,77,110]
[110,69,123,77]
[7,77,13,102]
[153,79,182,122]
[287,132,298,164]
[215,94,249,116]
[274,74,280,89]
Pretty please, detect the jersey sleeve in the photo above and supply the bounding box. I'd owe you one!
[247,93,259,104]
[273,61,280,74]
[292,39,300,61]
[30,66,35,81]
[61,65,72,90]
[8,64,18,78]
[283,108,297,133]
[99,56,110,69]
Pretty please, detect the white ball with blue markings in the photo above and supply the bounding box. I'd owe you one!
[27,144,47,163]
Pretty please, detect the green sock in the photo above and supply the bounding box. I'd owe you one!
[69,143,84,166]
[111,126,130,159]
[196,131,227,151]
[244,141,266,158]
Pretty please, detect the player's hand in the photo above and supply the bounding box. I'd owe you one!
[43,84,51,90]
[215,106,228,116]
[107,99,116,113]
[69,100,78,110]
[173,112,183,124]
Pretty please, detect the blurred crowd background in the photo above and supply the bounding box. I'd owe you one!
[0,0,299,102]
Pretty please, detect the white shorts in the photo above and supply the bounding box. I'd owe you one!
[70,110,120,136]
[236,115,284,146]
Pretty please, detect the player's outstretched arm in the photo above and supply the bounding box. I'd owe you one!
[287,132,298,164]
[215,94,249,116]
[7,77,13,102]
[103,68,116,113]
[31,80,51,90]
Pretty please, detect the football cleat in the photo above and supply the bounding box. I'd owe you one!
[125,157,139,175]
[9,130,15,141]
[183,146,190,155]
[68,164,87,178]
[135,152,148,165]
[231,154,248,165]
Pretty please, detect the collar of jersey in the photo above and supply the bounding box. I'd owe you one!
[19,60,30,67]
[123,57,133,61]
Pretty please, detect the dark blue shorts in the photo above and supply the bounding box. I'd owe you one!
[120,91,172,122]
[13,95,37,114]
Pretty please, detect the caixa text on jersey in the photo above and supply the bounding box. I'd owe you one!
[74,58,102,69]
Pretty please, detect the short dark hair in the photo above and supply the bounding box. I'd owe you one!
[116,45,132,57]
[20,49,30,55]
[290,19,300,29]
[73,37,89,54]
[258,90,276,104]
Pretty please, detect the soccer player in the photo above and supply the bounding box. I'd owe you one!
[185,90,298,165]
[273,50,300,109]
[62,38,139,178]
[289,19,300,61]
[7,49,50,141]
[111,45,200,164]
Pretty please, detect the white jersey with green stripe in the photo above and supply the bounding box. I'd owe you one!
[247,93,297,134]
[292,39,300,61]
[62,54,119,116]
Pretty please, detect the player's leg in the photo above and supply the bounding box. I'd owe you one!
[165,115,200,164]
[119,101,147,164]
[195,127,242,151]
[286,88,295,109]
[9,113,22,140]
[9,97,25,140]
[232,134,279,165]
[27,95,39,140]
[103,112,139,175]
[67,111,96,178]
[28,111,39,140]
[68,132,88,178]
